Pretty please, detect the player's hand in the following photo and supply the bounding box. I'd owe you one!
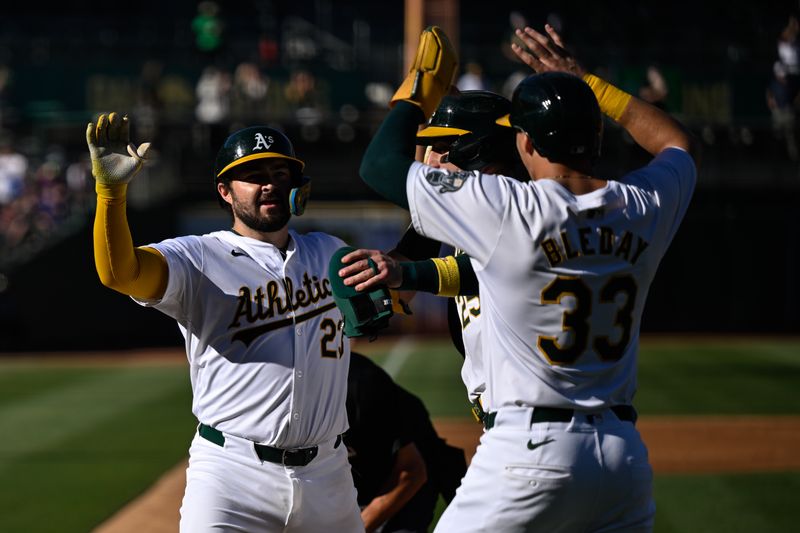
[338,249,403,292]
[86,112,151,185]
[391,26,459,118]
[511,24,586,77]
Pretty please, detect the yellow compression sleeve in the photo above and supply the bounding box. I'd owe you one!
[93,182,168,300]
[432,256,461,297]
[582,73,632,122]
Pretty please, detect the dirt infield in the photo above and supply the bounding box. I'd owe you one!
[93,415,800,533]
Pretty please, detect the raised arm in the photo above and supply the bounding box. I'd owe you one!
[88,112,168,300]
[512,25,701,163]
[359,26,459,209]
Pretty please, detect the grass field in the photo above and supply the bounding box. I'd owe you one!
[0,336,798,532]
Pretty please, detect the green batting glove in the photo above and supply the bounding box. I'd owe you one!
[86,112,151,185]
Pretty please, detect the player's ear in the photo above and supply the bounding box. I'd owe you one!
[217,181,233,205]
[215,181,234,218]
[516,131,535,157]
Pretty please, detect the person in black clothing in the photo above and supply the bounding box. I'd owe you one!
[345,351,467,533]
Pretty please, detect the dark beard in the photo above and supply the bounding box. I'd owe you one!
[233,201,291,232]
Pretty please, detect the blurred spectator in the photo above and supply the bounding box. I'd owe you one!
[767,59,800,161]
[284,68,327,128]
[0,139,93,267]
[456,61,489,91]
[777,13,800,99]
[258,33,280,67]
[34,150,68,224]
[0,64,11,129]
[767,13,800,161]
[639,64,669,110]
[230,61,269,123]
[0,134,27,206]
[0,195,34,251]
[157,74,195,124]
[501,69,527,100]
[191,1,224,58]
[65,155,93,212]
[194,65,232,151]
[133,59,165,142]
[195,65,231,125]
[0,124,117,269]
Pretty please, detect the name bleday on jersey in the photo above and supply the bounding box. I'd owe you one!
[541,226,650,267]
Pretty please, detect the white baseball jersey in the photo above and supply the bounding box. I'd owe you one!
[135,229,350,448]
[451,251,486,406]
[408,147,696,411]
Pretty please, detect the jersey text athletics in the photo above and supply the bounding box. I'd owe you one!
[539,226,650,267]
[229,272,333,328]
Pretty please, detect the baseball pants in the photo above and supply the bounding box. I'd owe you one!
[434,406,655,533]
[180,430,364,532]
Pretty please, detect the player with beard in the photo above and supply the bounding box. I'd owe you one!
[87,113,364,532]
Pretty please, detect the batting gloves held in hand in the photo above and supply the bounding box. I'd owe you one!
[86,112,151,185]
[391,26,458,118]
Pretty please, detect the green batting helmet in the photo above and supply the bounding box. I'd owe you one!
[214,126,311,216]
[214,126,305,182]
[497,72,602,164]
[416,90,518,171]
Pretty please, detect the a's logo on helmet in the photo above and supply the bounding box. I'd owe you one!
[253,133,274,151]
[424,170,473,193]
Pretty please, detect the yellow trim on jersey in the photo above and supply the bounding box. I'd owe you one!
[94,182,168,300]
[432,255,461,297]
[582,73,632,122]
[495,114,511,127]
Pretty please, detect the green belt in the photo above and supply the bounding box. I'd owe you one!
[198,424,340,467]
[483,405,637,430]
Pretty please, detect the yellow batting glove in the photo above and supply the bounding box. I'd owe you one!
[391,26,458,118]
[86,112,151,187]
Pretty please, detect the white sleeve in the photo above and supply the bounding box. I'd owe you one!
[405,161,510,266]
[622,147,697,243]
[132,235,203,321]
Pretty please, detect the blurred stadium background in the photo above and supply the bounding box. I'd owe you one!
[0,0,798,349]
[0,1,799,532]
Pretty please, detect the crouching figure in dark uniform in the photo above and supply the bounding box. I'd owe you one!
[345,352,468,533]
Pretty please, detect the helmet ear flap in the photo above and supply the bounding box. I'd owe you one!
[290,176,311,216]
[444,133,485,170]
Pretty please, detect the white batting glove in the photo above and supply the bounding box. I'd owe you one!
[86,112,151,185]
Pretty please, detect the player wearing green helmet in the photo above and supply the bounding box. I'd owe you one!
[87,115,363,532]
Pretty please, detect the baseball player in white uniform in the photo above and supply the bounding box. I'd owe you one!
[339,90,526,424]
[355,25,699,532]
[87,112,363,532]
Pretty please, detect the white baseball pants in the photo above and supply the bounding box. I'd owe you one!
[434,406,655,532]
[180,430,364,532]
